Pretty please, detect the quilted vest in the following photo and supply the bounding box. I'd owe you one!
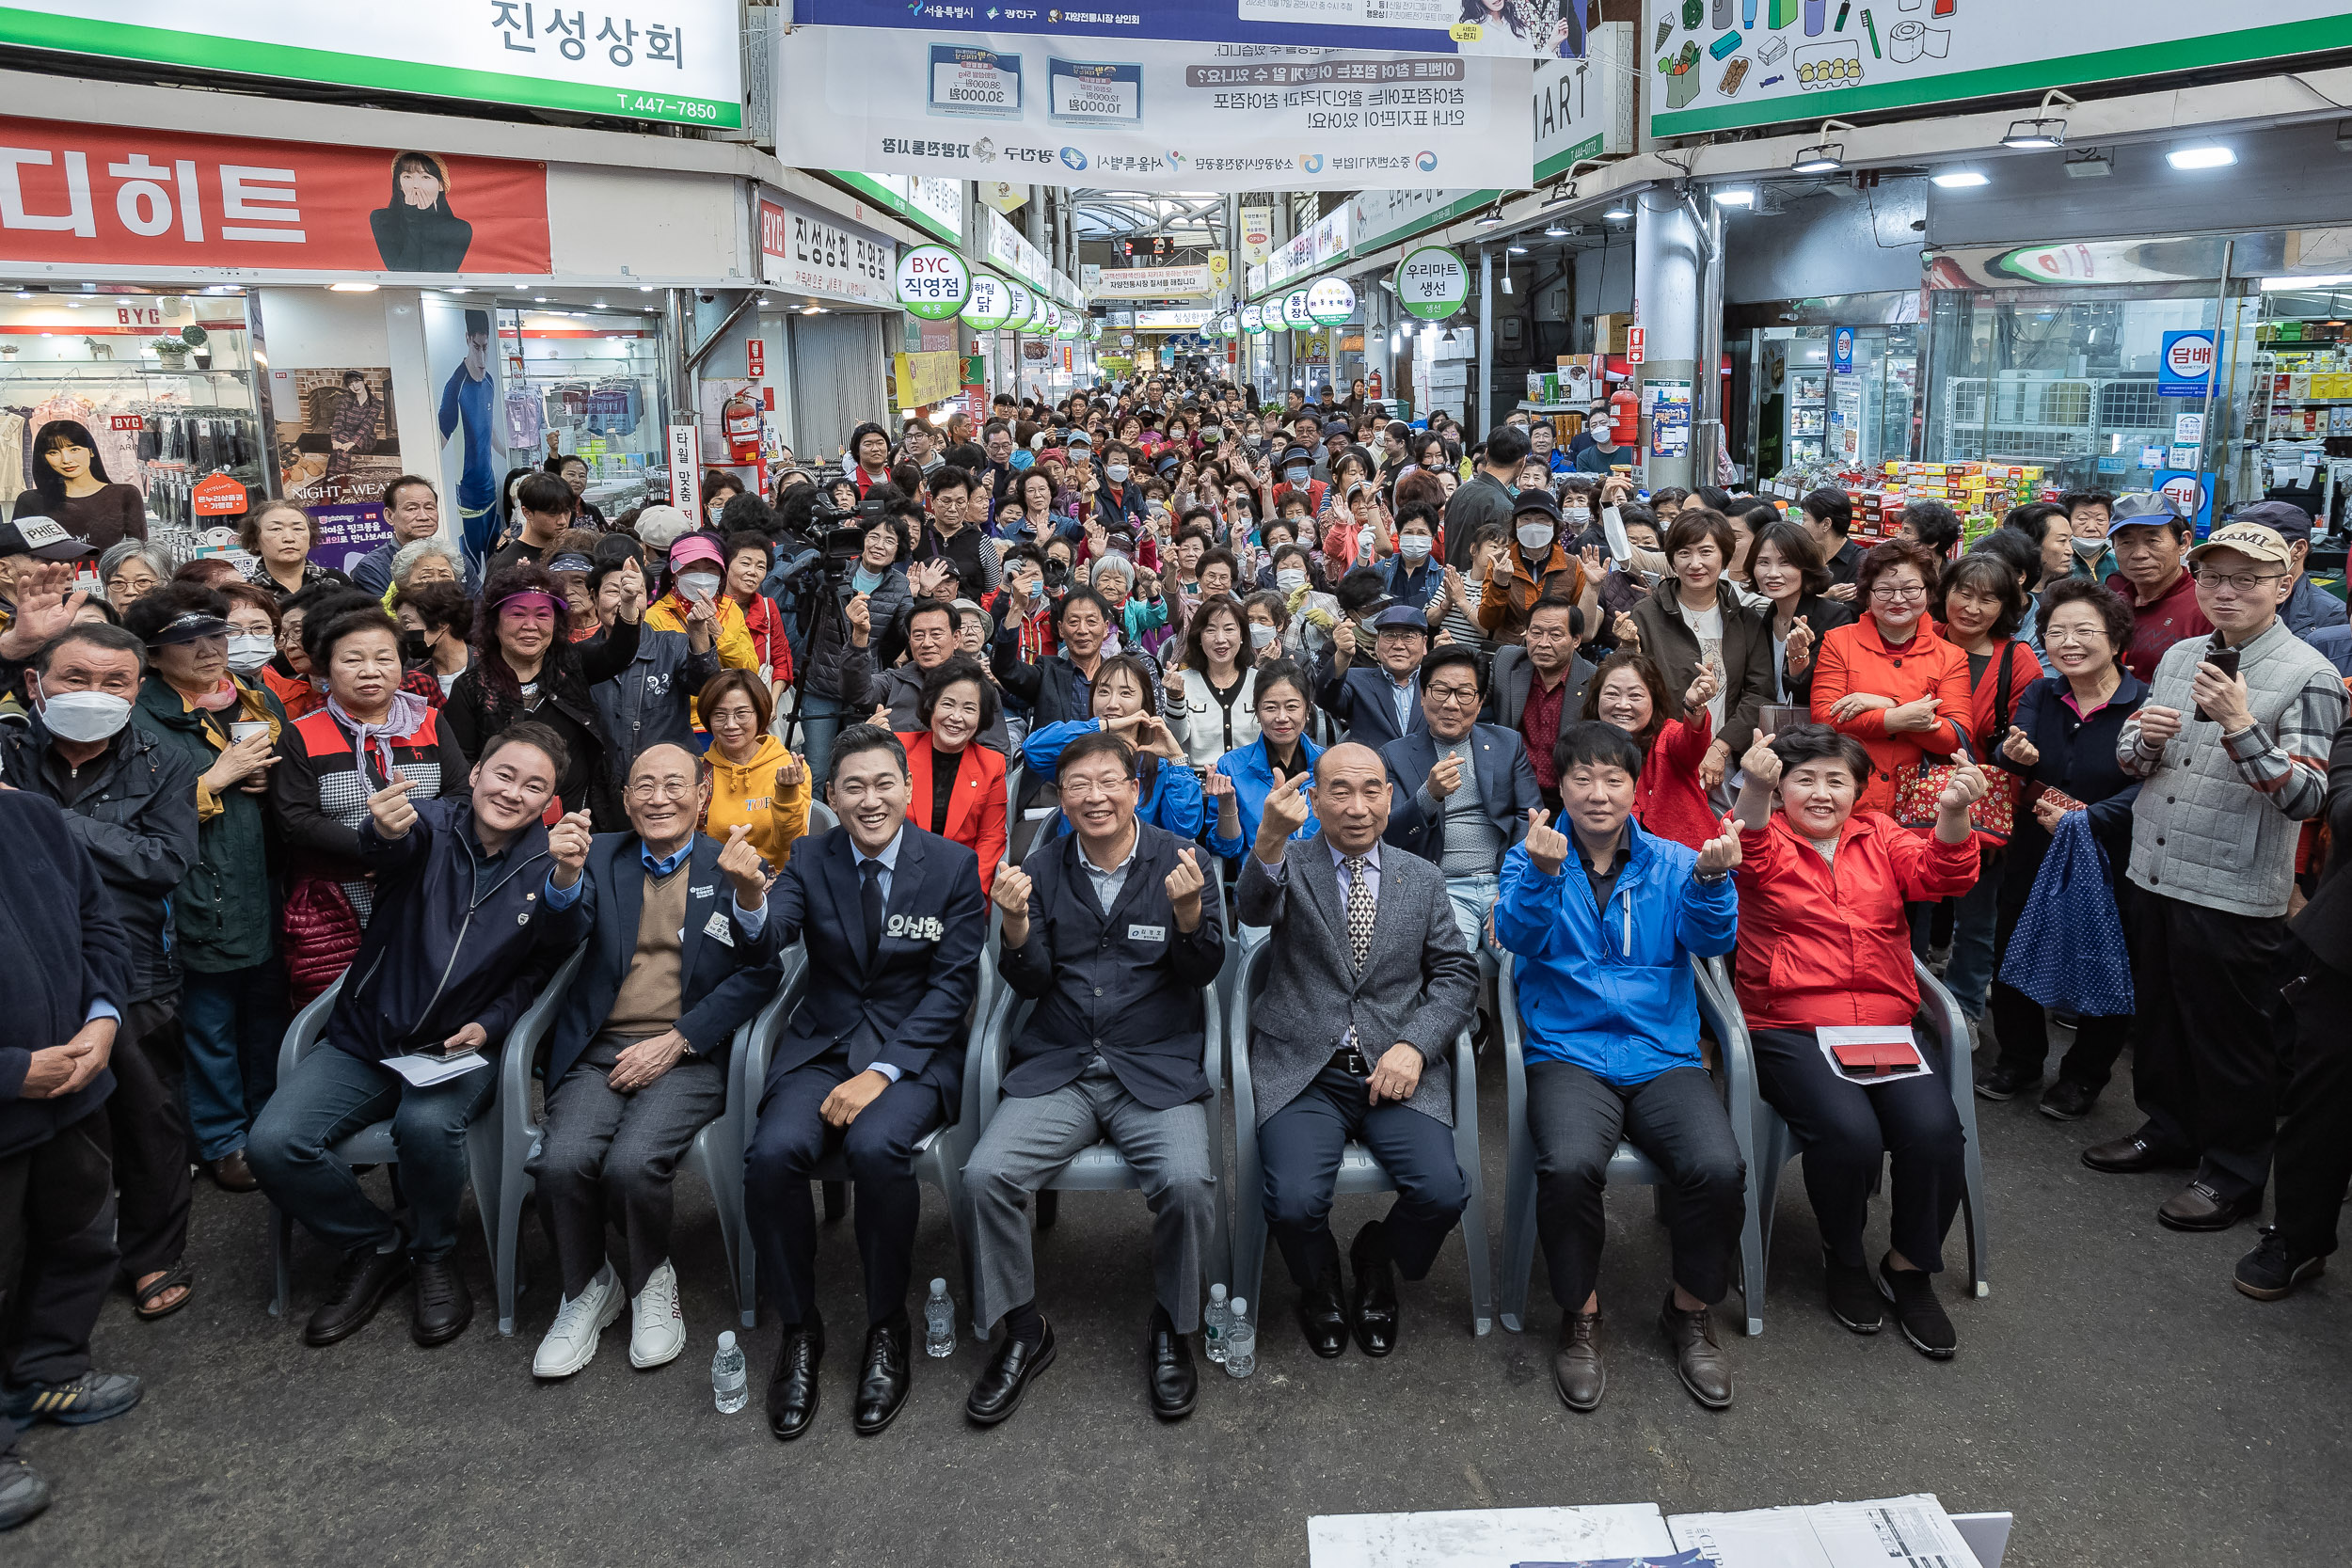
[2126,618,2338,919]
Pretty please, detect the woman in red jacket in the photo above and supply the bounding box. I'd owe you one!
[1581,650,1718,850]
[1808,538,1972,816]
[1730,723,1985,1361]
[897,654,1008,896]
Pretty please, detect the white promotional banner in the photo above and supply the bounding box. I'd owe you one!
[1,0,744,126]
[1091,265,1213,299]
[983,208,1050,292]
[758,196,895,307]
[776,29,1534,193]
[1239,204,1273,265]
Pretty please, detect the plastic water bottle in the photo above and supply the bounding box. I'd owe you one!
[924,1278,957,1358]
[711,1330,748,1414]
[1203,1283,1231,1364]
[1223,1298,1255,1379]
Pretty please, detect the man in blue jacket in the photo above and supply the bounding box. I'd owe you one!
[248,722,592,1351]
[1493,721,1744,1416]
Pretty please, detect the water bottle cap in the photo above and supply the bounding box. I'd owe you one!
[719,1330,737,1350]
[1229,1297,1246,1315]
[930,1277,947,1294]
[1209,1283,1227,1300]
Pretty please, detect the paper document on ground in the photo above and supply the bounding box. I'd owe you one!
[380,1052,490,1087]
[1309,1503,1673,1567]
[1670,1494,1980,1568]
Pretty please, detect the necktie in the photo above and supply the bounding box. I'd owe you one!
[1343,855,1375,969]
[859,859,884,959]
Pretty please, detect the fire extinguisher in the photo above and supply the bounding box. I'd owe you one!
[1608,387,1639,441]
[1368,369,1383,400]
[722,387,761,465]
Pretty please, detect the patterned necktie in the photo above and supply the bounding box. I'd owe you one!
[1343,855,1375,969]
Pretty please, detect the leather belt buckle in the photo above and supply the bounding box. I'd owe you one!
[1333,1047,1371,1078]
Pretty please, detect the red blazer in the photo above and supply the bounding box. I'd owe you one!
[1809,617,1972,816]
[900,730,1007,895]
[1732,811,1979,1032]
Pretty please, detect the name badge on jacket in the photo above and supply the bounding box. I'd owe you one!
[886,913,943,942]
[703,911,735,947]
[1128,924,1167,942]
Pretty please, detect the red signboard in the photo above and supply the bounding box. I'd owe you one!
[0,117,551,276]
[192,474,248,516]
[747,339,765,379]
[1627,326,1645,365]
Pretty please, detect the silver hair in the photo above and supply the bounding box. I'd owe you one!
[98,539,172,587]
[389,536,465,585]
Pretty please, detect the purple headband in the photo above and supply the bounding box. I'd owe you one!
[494,590,564,618]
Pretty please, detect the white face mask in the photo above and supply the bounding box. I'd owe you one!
[1517,523,1555,554]
[36,686,133,743]
[1399,534,1433,562]
[1564,507,1590,525]
[676,571,723,604]
[2072,534,2106,557]
[1276,568,1308,594]
[1106,465,1131,484]
[226,634,276,673]
[707,500,727,524]
[1248,623,1279,651]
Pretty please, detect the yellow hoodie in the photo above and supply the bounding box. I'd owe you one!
[704,731,810,871]
[647,589,758,672]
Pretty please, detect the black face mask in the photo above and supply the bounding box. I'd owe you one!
[399,630,431,665]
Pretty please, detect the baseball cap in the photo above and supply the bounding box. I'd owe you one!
[633,504,694,552]
[1322,419,1353,439]
[144,609,232,645]
[1370,603,1431,634]
[2104,491,2185,536]
[2185,521,2295,569]
[668,533,724,570]
[544,551,596,576]
[2229,499,2312,544]
[1513,489,1564,524]
[0,515,93,562]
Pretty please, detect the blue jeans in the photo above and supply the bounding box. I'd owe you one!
[1910,848,2002,1021]
[1443,872,1503,959]
[246,1044,495,1261]
[179,962,288,1161]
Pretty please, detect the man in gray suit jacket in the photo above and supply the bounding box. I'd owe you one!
[1236,743,1480,1360]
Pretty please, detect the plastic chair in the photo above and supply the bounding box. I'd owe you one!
[491,946,791,1334]
[1745,957,1991,1309]
[1226,938,1493,1336]
[731,963,987,1327]
[970,964,1231,1339]
[807,800,838,835]
[1495,953,1768,1336]
[267,952,584,1319]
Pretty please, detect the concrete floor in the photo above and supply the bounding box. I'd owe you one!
[12,1041,2344,1567]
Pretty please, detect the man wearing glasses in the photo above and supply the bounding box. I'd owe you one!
[2087,519,2347,1240]
[1380,644,1545,957]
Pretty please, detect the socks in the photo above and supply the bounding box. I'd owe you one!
[1003,1300,1045,1350]
[1150,1303,1175,1336]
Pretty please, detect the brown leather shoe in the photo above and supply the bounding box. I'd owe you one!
[1659,1294,1733,1410]
[208,1150,259,1193]
[1551,1310,1604,1412]
[2157,1180,2261,1232]
[2080,1132,2193,1175]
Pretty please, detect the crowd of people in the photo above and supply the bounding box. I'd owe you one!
[4,372,2349,1528]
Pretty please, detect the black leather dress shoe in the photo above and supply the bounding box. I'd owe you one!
[303,1247,409,1347]
[1350,1224,1398,1358]
[1659,1293,1734,1410]
[852,1320,913,1435]
[208,1149,260,1193]
[2081,1132,2193,1174]
[1552,1311,1604,1413]
[1295,1269,1349,1358]
[1146,1320,1196,1420]
[766,1323,824,1441]
[966,1320,1056,1426]
[409,1256,472,1346]
[2158,1180,2261,1232]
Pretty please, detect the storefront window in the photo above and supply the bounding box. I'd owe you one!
[1751,324,1915,483]
[1,289,266,537]
[2246,281,2351,535]
[496,305,670,520]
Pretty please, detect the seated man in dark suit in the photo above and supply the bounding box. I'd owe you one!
[1382,643,1544,957]
[1486,594,1597,815]
[1237,744,1479,1359]
[1315,602,1429,753]
[529,743,788,1381]
[742,724,985,1441]
[960,731,1226,1427]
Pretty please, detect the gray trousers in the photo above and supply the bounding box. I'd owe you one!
[526,1035,727,1299]
[961,1056,1216,1334]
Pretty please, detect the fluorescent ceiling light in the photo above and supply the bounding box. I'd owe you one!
[1930,169,1989,188]
[2262,274,2352,291]
[1790,144,1844,174]
[2166,144,2236,170]
[328,282,380,292]
[1602,203,1631,221]
[1713,187,1756,206]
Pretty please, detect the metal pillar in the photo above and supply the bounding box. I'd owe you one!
[1632,193,1704,490]
[1696,199,1725,485]
[1477,245,1495,435]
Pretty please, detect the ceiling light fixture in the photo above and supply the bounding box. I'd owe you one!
[1474,201,1504,229]
[1506,240,1529,254]
[2166,143,2236,170]
[327,281,380,293]
[1713,186,1756,206]
[2063,150,2113,179]
[1545,214,1571,237]
[1790,119,1853,175]
[2261,274,2352,291]
[2000,90,2074,150]
[1603,202,1632,221]
[1930,168,1989,188]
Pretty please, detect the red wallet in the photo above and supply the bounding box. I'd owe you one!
[1831,1038,1924,1077]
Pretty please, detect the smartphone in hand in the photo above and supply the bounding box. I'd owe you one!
[2193,638,2241,724]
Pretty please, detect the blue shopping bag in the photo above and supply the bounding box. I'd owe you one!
[1997,810,2134,1018]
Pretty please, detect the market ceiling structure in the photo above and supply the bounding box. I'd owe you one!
[1072,191,1227,247]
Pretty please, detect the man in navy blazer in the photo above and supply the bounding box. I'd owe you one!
[959,730,1226,1428]
[528,743,788,1382]
[1314,602,1430,754]
[1382,644,1545,957]
[742,724,985,1442]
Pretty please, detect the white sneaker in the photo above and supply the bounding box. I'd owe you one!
[628,1259,686,1370]
[532,1264,622,1379]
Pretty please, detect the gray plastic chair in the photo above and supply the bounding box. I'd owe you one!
[1226,938,1493,1336]
[1745,956,1991,1307]
[970,968,1230,1340]
[267,951,585,1320]
[731,964,987,1326]
[1495,953,1768,1336]
[491,946,791,1334]
[806,800,838,835]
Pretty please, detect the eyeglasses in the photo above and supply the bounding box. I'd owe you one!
[2192,568,2285,594]
[626,779,696,801]
[1426,684,1480,705]
[1868,583,1929,602]
[1058,775,1135,800]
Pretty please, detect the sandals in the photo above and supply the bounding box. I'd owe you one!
[132,1263,194,1322]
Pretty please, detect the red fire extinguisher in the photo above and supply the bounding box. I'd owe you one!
[1368,369,1383,400]
[722,387,761,465]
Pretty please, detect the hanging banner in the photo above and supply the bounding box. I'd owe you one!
[0,117,551,277]
[982,207,1049,291]
[1645,0,2350,140]
[757,195,895,307]
[895,350,962,406]
[1395,244,1469,320]
[774,31,1534,193]
[0,1,743,128]
[895,244,971,318]
[793,0,1586,56]
[1090,264,1213,299]
[961,273,1013,328]
[1239,204,1273,265]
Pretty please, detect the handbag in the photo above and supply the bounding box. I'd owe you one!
[1893,642,2021,846]
[282,874,361,1006]
[1997,811,2135,1017]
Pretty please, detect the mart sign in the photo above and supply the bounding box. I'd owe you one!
[2156,330,2224,398]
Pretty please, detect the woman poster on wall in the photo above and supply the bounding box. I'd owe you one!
[268,366,403,573]
[369,150,476,272]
